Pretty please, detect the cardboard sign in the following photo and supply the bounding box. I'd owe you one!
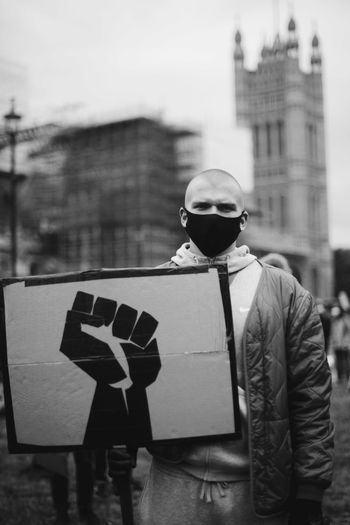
[0,265,240,452]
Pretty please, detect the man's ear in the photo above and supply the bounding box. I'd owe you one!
[179,207,188,228]
[240,210,249,231]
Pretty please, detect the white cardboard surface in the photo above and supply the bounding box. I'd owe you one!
[3,268,237,448]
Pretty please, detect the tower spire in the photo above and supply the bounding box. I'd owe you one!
[234,28,244,67]
[311,33,322,72]
[286,16,299,58]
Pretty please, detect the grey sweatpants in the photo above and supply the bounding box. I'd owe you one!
[137,459,288,525]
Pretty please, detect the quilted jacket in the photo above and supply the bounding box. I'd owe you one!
[149,260,334,517]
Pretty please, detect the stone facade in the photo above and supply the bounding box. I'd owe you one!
[234,18,333,298]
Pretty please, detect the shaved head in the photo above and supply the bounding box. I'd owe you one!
[179,169,248,256]
[184,169,244,210]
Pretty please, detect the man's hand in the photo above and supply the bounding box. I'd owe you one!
[59,291,161,391]
[108,446,138,496]
[289,499,330,525]
[108,447,137,477]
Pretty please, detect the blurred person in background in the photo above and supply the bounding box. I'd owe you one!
[35,452,99,525]
[328,302,350,385]
[259,252,293,275]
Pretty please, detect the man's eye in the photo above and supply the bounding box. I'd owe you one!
[218,205,235,212]
[194,204,210,210]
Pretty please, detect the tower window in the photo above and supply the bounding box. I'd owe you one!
[307,123,317,160]
[313,125,317,159]
[266,123,271,157]
[257,196,262,214]
[268,195,273,225]
[311,267,319,296]
[253,125,260,158]
[280,194,287,229]
[277,120,284,156]
[307,124,313,158]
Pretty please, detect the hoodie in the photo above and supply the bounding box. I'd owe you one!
[158,243,262,496]
[170,242,256,274]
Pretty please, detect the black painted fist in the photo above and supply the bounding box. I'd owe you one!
[59,290,161,389]
[59,290,161,446]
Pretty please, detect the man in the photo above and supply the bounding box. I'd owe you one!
[109,169,334,524]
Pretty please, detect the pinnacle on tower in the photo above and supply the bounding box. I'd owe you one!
[286,16,299,57]
[312,34,319,48]
[311,33,322,71]
[288,17,296,32]
[234,29,244,65]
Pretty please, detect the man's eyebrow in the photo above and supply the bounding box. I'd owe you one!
[191,200,212,207]
[192,200,238,208]
[217,202,238,209]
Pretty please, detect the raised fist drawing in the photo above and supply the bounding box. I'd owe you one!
[59,291,161,447]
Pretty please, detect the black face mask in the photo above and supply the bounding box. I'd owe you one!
[184,208,243,258]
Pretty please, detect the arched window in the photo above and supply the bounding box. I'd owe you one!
[277,120,284,156]
[253,125,260,158]
[268,195,274,225]
[266,122,271,156]
[280,194,287,229]
[311,267,319,296]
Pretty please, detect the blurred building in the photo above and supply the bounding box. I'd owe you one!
[57,116,201,270]
[0,116,201,274]
[234,17,333,297]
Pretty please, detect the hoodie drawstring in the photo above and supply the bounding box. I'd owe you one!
[200,480,229,503]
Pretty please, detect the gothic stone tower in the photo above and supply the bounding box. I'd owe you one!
[234,17,333,298]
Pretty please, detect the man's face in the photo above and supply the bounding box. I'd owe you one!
[180,178,247,226]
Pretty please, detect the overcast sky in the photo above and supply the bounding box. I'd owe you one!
[1,0,349,248]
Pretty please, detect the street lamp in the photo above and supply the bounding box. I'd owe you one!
[4,98,22,276]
